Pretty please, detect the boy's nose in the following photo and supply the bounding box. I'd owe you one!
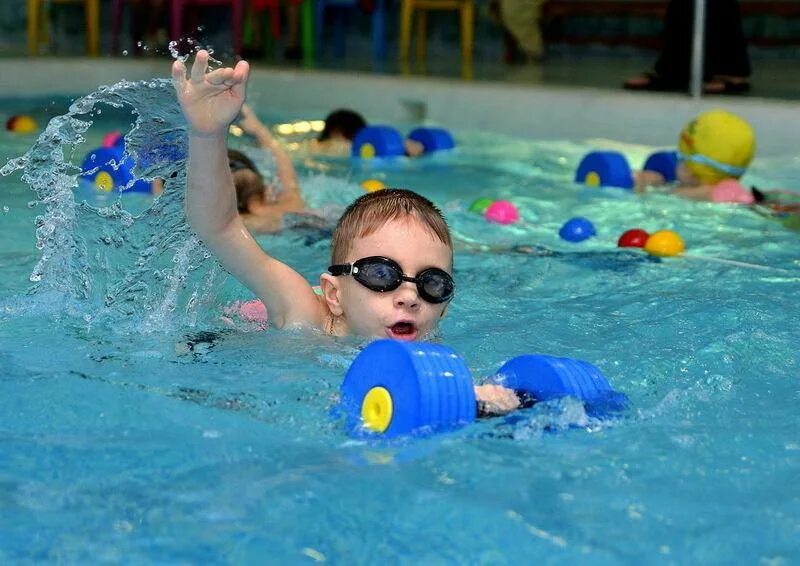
[393,282,421,310]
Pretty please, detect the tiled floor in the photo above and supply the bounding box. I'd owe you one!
[259,47,800,101]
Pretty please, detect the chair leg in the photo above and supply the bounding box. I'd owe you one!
[171,0,183,48]
[232,0,244,55]
[86,0,100,56]
[111,0,122,54]
[415,9,426,62]
[27,0,39,55]
[372,0,386,60]
[460,1,474,65]
[399,0,413,61]
[300,0,314,64]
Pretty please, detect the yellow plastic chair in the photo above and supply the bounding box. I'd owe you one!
[27,0,100,56]
[399,0,474,66]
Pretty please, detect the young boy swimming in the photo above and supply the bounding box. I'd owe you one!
[635,109,757,203]
[171,50,519,414]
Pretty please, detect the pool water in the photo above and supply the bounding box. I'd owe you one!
[1,80,799,562]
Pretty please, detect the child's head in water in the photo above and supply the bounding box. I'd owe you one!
[319,189,454,341]
[677,109,756,186]
[228,149,272,213]
[318,109,367,142]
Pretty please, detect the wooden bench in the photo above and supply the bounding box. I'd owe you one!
[541,0,800,48]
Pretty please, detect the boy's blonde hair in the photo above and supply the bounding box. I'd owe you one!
[331,189,453,263]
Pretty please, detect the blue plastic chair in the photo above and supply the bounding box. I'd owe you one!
[315,0,387,60]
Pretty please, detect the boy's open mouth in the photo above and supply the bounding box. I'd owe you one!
[387,321,418,340]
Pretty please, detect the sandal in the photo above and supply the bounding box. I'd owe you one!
[704,76,751,95]
[623,72,684,92]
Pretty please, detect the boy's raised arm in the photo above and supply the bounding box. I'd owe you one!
[171,51,323,329]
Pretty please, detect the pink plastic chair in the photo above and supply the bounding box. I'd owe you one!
[172,0,246,55]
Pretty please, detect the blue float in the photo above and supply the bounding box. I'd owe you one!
[351,125,406,159]
[80,133,151,194]
[642,150,679,183]
[340,339,627,438]
[559,217,596,242]
[575,151,634,190]
[492,354,628,418]
[340,340,476,438]
[407,127,456,154]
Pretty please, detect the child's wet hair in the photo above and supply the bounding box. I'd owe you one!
[228,149,265,213]
[318,109,367,142]
[331,189,452,263]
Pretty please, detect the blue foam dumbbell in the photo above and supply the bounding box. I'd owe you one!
[492,354,628,418]
[407,127,456,154]
[340,339,627,437]
[575,151,634,190]
[80,145,151,193]
[351,125,406,159]
[642,150,678,183]
[340,340,477,438]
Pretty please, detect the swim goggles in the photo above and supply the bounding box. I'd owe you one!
[328,256,455,304]
[677,151,747,177]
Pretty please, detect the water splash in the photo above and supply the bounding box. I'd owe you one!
[0,79,223,332]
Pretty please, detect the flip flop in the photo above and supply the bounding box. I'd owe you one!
[623,72,684,92]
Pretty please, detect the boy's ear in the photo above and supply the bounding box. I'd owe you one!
[319,273,344,316]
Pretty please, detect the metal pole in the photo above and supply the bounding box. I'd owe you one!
[690,0,707,98]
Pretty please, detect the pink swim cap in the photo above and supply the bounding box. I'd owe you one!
[711,179,755,204]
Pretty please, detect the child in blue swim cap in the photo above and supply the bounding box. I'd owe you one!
[172,51,519,415]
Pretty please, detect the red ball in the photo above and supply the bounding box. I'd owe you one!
[617,228,650,248]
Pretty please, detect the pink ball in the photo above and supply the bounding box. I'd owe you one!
[484,200,519,225]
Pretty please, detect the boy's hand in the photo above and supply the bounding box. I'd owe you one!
[171,50,250,137]
[474,384,521,416]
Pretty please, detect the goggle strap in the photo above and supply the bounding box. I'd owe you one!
[678,151,747,177]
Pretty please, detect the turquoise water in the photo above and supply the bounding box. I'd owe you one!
[1,81,800,562]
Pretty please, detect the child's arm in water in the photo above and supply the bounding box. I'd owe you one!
[172,50,326,330]
[238,103,304,210]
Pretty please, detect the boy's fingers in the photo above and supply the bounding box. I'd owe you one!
[231,60,250,97]
[171,60,186,90]
[190,50,209,83]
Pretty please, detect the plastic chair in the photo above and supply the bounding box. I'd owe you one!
[314,0,387,60]
[27,0,100,56]
[171,0,246,55]
[399,0,473,66]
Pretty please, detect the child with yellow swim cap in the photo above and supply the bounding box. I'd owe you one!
[636,109,757,203]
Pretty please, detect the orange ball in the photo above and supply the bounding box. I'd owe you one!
[644,230,685,257]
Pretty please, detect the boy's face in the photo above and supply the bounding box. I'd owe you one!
[322,217,453,341]
[677,162,700,187]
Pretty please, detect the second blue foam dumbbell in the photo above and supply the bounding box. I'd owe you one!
[575,151,634,190]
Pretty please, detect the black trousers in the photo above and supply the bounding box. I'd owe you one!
[654,0,751,85]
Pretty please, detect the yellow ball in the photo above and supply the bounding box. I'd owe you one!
[644,230,685,257]
[361,179,386,193]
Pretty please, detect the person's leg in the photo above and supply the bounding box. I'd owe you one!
[705,0,751,83]
[624,0,692,90]
[499,0,544,61]
[651,0,693,87]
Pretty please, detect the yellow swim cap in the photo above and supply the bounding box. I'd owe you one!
[677,109,755,184]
